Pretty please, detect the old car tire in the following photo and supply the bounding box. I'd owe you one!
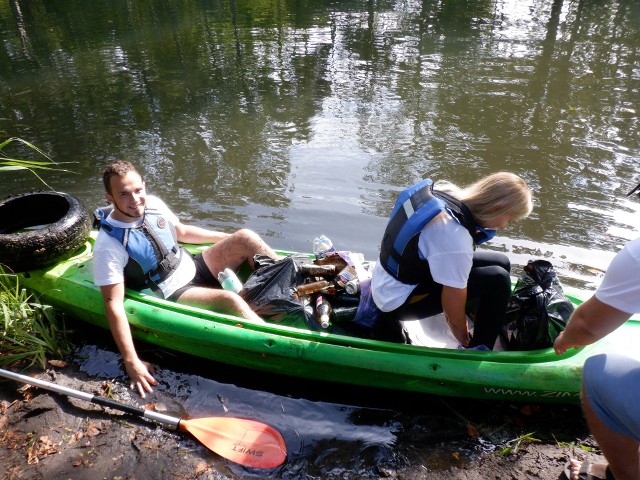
[0,191,92,272]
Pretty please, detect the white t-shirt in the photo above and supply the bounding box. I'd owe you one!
[371,213,474,312]
[595,236,640,314]
[93,195,196,298]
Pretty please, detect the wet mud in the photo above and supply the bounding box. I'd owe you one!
[1,336,606,480]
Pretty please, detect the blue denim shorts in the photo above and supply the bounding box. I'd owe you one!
[583,353,640,442]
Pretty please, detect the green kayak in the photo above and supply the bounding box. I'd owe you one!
[16,231,640,404]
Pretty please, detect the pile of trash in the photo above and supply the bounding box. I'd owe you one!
[239,235,377,333]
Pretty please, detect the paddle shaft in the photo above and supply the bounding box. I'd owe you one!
[0,368,180,427]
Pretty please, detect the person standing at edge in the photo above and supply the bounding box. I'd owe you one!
[554,182,640,480]
[93,160,278,398]
[370,172,533,349]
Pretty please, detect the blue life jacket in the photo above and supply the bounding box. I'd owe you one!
[378,179,484,285]
[95,205,183,294]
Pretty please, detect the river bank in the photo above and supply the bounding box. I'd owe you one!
[1,345,605,480]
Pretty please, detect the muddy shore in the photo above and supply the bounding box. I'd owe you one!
[1,346,606,480]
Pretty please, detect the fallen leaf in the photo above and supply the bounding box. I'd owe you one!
[100,382,114,397]
[2,431,26,449]
[142,403,156,411]
[520,405,534,416]
[85,424,102,437]
[27,435,60,464]
[152,403,168,412]
[48,360,70,368]
[17,385,36,402]
[465,423,480,437]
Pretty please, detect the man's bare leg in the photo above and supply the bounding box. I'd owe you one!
[201,229,277,276]
[176,286,264,322]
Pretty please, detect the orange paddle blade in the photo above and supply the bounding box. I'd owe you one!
[180,417,287,469]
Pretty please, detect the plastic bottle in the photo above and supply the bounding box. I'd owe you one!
[299,263,336,277]
[313,235,335,260]
[301,296,314,317]
[315,295,332,329]
[217,268,243,293]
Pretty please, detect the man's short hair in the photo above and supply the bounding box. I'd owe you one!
[102,161,142,194]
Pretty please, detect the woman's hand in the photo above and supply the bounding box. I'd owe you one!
[441,286,470,347]
[446,314,471,347]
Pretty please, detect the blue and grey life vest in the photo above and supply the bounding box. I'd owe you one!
[95,205,183,294]
[378,179,486,285]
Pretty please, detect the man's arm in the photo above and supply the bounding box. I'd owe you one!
[553,295,631,354]
[441,285,470,347]
[174,223,230,245]
[100,283,158,397]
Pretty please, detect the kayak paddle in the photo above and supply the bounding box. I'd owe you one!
[0,368,287,469]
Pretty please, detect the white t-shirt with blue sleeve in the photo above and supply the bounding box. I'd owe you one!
[371,213,474,312]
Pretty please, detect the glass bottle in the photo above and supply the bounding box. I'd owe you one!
[315,295,332,329]
[295,280,330,296]
[299,263,336,277]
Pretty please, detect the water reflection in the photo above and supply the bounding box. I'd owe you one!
[2,1,638,288]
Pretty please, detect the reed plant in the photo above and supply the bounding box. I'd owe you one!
[0,268,72,369]
[0,137,74,367]
[1,136,73,189]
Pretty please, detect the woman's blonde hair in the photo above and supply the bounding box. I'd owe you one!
[436,172,533,226]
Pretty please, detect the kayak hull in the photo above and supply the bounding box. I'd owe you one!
[17,232,640,404]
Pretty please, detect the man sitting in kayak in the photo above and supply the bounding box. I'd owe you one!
[370,172,533,349]
[93,160,278,398]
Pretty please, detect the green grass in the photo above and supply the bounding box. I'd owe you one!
[500,432,541,456]
[0,268,72,369]
[0,136,74,368]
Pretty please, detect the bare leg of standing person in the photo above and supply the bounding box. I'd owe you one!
[566,354,640,480]
[580,387,640,480]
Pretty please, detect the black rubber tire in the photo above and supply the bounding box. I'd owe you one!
[0,191,92,272]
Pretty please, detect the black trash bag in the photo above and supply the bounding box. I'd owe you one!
[501,259,574,351]
[240,254,317,330]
